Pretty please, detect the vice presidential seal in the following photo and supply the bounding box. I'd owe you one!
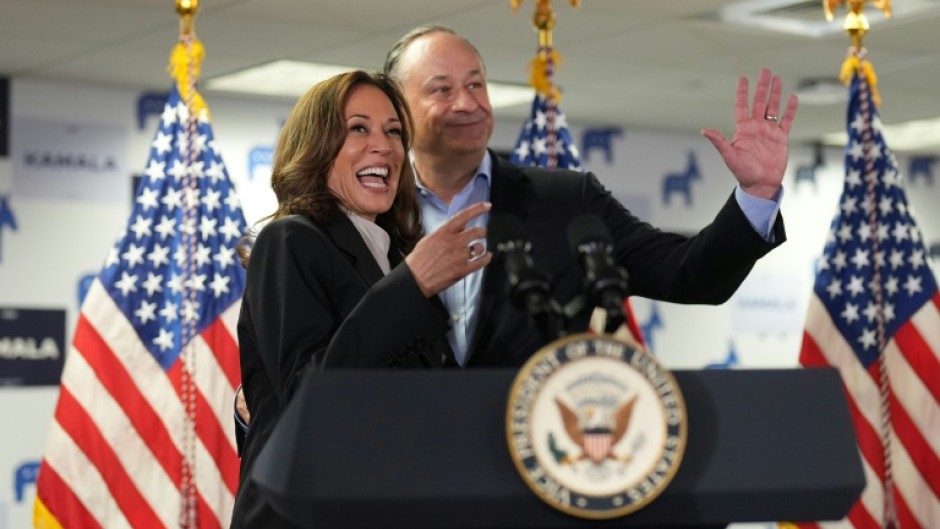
[506,333,686,519]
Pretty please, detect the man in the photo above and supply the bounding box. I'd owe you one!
[382,24,798,367]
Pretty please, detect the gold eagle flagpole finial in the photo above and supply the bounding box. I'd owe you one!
[510,0,580,50]
[823,0,891,105]
[823,0,892,49]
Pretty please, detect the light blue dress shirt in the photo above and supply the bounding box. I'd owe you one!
[415,154,492,367]
[415,151,781,366]
[734,185,783,241]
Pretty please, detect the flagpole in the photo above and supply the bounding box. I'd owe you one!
[174,1,201,527]
[510,0,579,169]
[507,2,649,350]
[825,3,896,529]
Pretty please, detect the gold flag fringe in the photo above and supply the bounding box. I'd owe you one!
[528,50,562,102]
[168,39,209,116]
[840,52,881,107]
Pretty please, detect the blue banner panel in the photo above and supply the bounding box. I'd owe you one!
[0,307,66,386]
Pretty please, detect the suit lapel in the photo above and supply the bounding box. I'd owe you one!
[322,214,385,287]
[467,152,530,363]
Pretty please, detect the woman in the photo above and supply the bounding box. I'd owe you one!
[230,71,490,528]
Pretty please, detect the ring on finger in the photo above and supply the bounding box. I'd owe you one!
[764,113,778,121]
[467,243,480,260]
[467,241,485,261]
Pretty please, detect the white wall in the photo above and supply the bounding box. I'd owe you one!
[1,77,938,529]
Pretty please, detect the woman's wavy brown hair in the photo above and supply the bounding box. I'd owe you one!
[240,70,421,265]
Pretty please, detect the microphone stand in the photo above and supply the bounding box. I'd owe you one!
[498,239,567,343]
[565,215,632,336]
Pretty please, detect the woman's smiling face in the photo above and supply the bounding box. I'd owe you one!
[327,83,406,221]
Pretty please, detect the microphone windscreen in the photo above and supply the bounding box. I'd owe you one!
[489,213,527,246]
[566,214,611,253]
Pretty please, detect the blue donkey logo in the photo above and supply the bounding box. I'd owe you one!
[662,151,701,206]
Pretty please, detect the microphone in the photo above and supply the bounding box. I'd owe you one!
[566,214,630,334]
[489,214,564,342]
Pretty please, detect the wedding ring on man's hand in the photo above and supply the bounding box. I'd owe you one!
[467,241,484,262]
[764,114,778,121]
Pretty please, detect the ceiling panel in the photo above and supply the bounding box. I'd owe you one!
[0,0,937,151]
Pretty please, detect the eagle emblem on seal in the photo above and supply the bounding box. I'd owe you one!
[552,395,638,465]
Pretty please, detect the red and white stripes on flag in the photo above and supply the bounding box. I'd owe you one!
[797,58,940,529]
[35,292,241,529]
[34,66,247,528]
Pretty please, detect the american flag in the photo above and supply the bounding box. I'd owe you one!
[510,91,646,348]
[511,93,583,171]
[798,69,940,528]
[33,79,246,529]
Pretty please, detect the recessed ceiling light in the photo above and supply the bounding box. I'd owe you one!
[704,0,939,38]
[204,60,534,109]
[205,60,355,98]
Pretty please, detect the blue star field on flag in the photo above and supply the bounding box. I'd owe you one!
[511,94,583,171]
[812,73,938,368]
[99,84,247,370]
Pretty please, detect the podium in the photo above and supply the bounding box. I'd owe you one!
[253,368,864,528]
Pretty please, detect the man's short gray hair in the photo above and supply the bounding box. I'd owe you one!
[383,24,485,84]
